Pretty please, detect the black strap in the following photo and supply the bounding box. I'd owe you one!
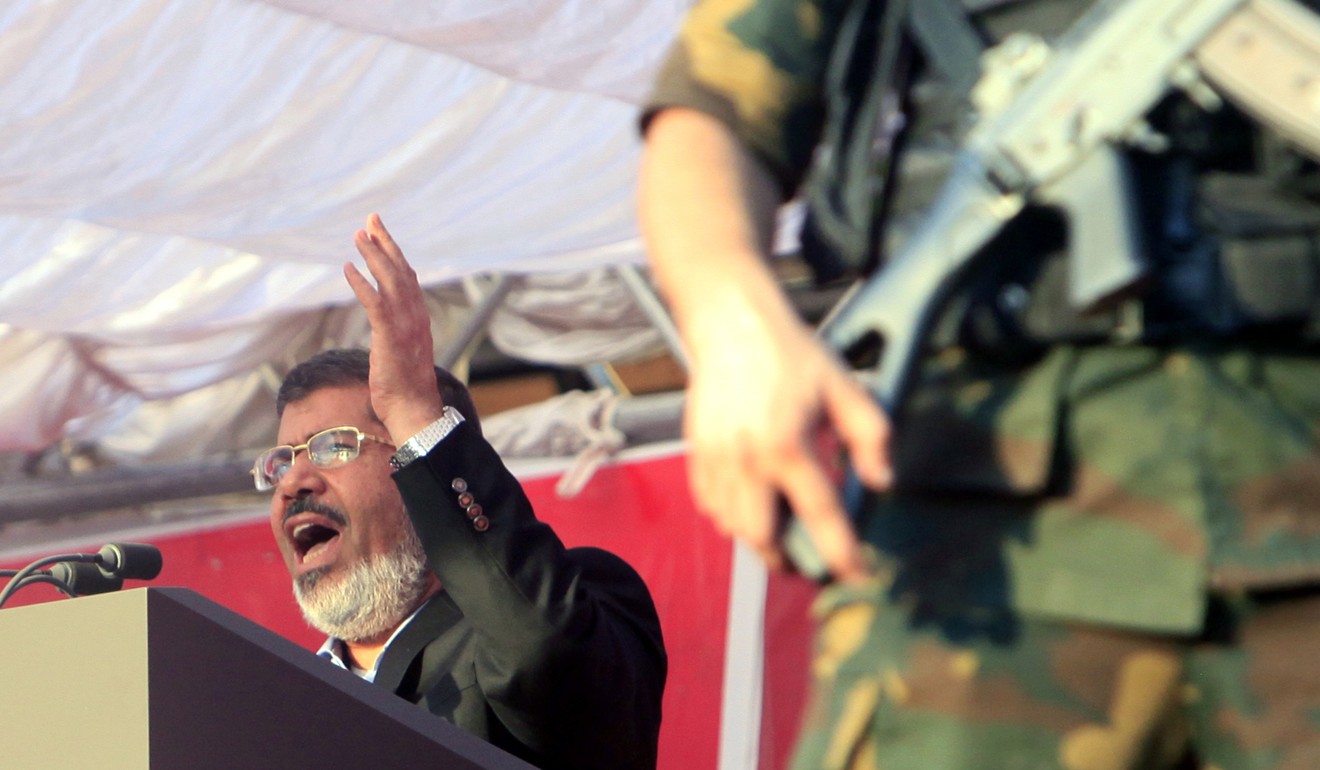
[963,0,1033,10]
[909,0,987,95]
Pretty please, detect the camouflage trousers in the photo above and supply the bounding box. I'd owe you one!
[789,580,1320,770]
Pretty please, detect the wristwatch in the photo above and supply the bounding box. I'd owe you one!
[389,406,466,470]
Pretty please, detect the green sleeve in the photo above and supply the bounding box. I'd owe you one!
[641,0,854,198]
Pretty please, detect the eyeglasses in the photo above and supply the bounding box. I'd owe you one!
[251,426,393,491]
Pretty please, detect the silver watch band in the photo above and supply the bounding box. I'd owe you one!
[389,406,465,470]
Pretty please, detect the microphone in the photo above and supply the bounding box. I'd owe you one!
[0,542,163,608]
[95,543,163,581]
[49,561,125,596]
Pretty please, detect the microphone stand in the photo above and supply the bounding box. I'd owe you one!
[0,553,103,609]
[6,572,76,598]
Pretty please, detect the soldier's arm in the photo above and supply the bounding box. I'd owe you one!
[639,107,889,582]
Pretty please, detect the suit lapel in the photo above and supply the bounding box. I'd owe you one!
[373,591,464,696]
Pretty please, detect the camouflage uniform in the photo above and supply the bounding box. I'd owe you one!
[644,0,1320,768]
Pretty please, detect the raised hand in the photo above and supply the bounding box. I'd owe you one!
[343,212,444,443]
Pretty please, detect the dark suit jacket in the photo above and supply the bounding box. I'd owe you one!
[380,420,667,770]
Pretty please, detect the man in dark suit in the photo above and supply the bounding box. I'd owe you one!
[254,213,667,770]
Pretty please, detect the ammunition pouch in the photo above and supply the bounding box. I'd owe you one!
[1176,173,1320,336]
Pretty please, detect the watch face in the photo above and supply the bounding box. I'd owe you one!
[391,408,463,470]
[392,440,423,468]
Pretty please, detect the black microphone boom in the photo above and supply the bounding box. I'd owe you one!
[0,542,163,609]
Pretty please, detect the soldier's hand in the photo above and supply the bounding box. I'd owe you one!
[681,290,891,583]
[343,213,444,443]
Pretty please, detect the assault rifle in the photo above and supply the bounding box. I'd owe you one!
[823,0,1320,408]
[786,0,1320,579]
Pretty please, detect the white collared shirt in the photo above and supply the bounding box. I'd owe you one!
[316,597,433,683]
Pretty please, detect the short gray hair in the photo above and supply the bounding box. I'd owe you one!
[276,348,482,436]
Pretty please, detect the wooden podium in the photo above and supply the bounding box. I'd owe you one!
[0,587,534,768]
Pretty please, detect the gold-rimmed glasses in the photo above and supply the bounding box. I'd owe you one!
[251,426,393,491]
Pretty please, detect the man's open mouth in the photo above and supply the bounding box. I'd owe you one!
[285,515,343,568]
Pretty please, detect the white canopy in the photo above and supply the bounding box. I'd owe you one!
[0,0,693,466]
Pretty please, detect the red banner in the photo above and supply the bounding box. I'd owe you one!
[1,448,815,770]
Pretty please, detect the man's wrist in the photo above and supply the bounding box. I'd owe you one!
[389,406,465,470]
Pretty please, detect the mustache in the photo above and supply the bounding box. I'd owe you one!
[283,497,348,528]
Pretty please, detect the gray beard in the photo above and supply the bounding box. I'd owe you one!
[293,526,432,643]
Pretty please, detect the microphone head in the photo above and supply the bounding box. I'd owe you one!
[49,561,125,596]
[96,543,164,581]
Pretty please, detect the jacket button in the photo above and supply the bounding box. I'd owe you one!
[472,514,490,532]
[458,492,474,507]
[451,478,468,493]
[465,504,484,520]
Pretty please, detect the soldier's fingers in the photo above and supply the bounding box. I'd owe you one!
[687,432,784,569]
[715,468,785,572]
[826,373,892,490]
[686,439,739,532]
[731,466,782,565]
[778,457,868,583]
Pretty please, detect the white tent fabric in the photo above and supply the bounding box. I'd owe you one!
[0,0,692,462]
